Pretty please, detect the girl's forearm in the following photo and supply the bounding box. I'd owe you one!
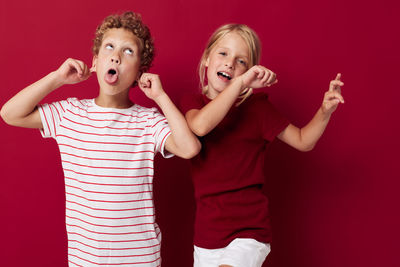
[188,78,244,136]
[154,93,201,159]
[299,107,332,151]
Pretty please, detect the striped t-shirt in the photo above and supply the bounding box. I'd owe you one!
[38,98,172,266]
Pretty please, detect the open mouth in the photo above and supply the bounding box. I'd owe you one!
[105,68,118,84]
[217,71,232,80]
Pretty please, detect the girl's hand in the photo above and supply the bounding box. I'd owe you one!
[321,73,345,115]
[55,58,91,86]
[240,65,277,89]
[138,73,166,101]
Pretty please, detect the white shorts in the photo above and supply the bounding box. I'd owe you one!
[193,238,271,267]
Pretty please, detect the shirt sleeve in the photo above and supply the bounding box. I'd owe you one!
[149,107,173,158]
[38,98,72,139]
[260,95,290,141]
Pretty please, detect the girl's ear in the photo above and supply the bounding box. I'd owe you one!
[90,56,98,72]
[205,57,210,67]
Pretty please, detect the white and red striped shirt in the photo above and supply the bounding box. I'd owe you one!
[38,98,172,266]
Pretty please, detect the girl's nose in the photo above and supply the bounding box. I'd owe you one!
[225,58,234,69]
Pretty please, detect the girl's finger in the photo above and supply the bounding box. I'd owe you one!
[260,71,269,85]
[327,92,345,103]
[267,72,276,85]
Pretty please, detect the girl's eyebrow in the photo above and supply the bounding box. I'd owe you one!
[217,46,249,59]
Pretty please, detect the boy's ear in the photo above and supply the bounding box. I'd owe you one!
[205,57,210,67]
[91,56,98,72]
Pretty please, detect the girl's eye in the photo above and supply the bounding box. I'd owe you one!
[105,44,113,50]
[124,48,133,55]
[219,52,227,56]
[238,59,247,65]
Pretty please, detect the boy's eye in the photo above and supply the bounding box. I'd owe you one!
[105,44,113,50]
[219,52,227,56]
[124,48,133,55]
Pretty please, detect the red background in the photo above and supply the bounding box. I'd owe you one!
[1,0,399,266]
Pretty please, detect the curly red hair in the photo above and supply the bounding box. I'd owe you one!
[92,11,154,73]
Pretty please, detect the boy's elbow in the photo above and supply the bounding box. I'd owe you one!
[179,140,201,159]
[183,141,201,159]
[0,106,12,125]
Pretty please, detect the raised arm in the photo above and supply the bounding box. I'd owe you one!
[186,65,277,136]
[277,73,344,151]
[0,58,91,128]
[138,73,201,159]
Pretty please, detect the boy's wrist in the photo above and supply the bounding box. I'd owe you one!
[153,92,169,106]
[48,71,65,90]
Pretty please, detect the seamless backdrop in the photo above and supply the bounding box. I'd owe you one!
[0,0,399,266]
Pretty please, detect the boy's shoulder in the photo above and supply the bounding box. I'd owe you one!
[52,97,93,109]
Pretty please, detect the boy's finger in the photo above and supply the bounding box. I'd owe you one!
[335,73,341,81]
[70,61,83,75]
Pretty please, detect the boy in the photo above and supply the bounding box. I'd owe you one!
[1,11,200,266]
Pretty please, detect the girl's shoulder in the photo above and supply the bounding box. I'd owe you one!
[180,91,205,113]
[249,92,270,102]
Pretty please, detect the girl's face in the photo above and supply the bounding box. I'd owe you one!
[205,32,250,99]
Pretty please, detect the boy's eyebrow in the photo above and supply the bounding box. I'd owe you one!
[103,37,140,48]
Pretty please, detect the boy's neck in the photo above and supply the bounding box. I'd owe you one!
[94,94,134,109]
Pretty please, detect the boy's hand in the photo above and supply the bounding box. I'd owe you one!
[138,73,166,101]
[321,73,345,115]
[239,65,277,89]
[55,58,91,86]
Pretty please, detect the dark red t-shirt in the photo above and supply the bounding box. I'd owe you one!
[180,92,290,249]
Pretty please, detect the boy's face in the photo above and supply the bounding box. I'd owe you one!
[205,32,249,99]
[92,28,141,96]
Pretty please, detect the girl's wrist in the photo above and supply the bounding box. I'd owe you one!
[232,76,247,92]
[319,106,332,120]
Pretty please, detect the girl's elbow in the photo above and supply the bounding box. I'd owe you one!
[193,128,207,137]
[298,143,315,152]
[189,120,210,137]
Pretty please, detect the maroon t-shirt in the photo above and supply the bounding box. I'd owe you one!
[180,92,290,249]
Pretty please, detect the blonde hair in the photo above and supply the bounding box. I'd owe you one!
[92,11,154,73]
[198,24,261,105]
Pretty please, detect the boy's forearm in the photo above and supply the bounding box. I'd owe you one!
[1,71,62,126]
[154,93,201,158]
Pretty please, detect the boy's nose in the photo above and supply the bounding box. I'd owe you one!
[111,57,120,64]
[111,52,121,64]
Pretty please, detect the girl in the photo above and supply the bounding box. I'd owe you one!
[180,24,344,267]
